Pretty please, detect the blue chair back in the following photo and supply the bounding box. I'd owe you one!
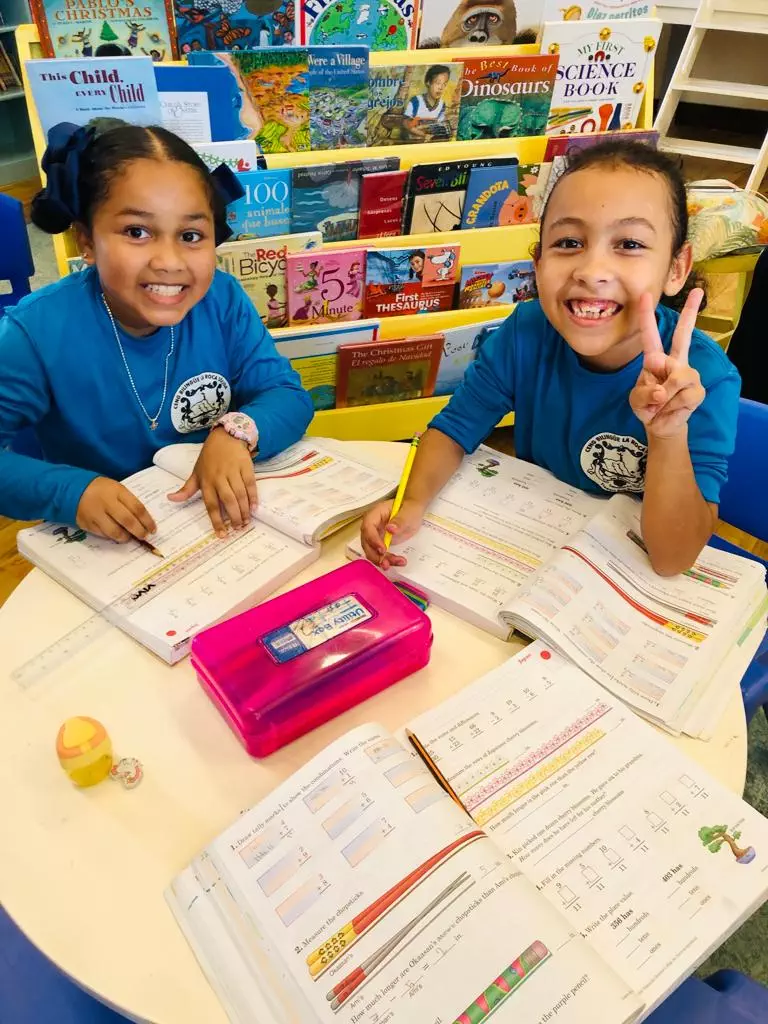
[718,398,768,544]
[0,193,35,310]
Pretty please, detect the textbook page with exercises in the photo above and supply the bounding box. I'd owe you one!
[167,645,768,1023]
[345,448,767,736]
[17,440,398,664]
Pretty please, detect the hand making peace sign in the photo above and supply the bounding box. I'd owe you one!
[629,288,706,439]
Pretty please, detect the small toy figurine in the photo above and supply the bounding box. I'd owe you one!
[56,716,113,787]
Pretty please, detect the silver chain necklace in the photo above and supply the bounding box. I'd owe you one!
[101,294,175,431]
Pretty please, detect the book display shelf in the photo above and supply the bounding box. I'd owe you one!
[16,27,653,441]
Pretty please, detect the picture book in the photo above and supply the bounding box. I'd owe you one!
[416,0,543,48]
[364,245,460,318]
[299,0,419,49]
[308,45,369,150]
[188,49,310,154]
[191,140,261,174]
[291,158,399,242]
[459,162,520,229]
[155,63,245,144]
[25,56,162,141]
[225,169,292,240]
[336,334,445,407]
[286,249,367,327]
[367,62,464,148]
[402,157,518,235]
[174,0,294,54]
[357,169,409,239]
[169,641,768,1024]
[216,231,322,330]
[18,440,398,664]
[541,19,662,135]
[433,316,507,396]
[459,260,537,309]
[30,0,175,60]
[542,0,653,20]
[275,320,380,410]
[347,447,768,738]
[457,55,559,142]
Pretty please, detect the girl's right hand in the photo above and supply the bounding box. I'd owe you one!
[76,477,157,544]
[360,498,425,570]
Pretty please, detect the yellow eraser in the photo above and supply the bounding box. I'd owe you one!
[56,716,113,788]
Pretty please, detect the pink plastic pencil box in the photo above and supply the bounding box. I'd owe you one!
[190,560,433,758]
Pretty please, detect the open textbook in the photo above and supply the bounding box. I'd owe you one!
[17,440,398,664]
[167,645,768,1024]
[347,448,768,738]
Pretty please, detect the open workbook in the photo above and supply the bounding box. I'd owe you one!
[167,645,768,1024]
[17,440,397,664]
[347,448,768,738]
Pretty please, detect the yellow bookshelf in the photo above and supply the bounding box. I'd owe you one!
[16,27,653,440]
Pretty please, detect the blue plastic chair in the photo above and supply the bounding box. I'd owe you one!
[646,970,768,1024]
[0,193,35,311]
[0,907,129,1023]
[707,398,768,723]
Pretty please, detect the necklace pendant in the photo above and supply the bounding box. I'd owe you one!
[150,420,158,431]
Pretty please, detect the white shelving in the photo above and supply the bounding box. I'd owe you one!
[654,0,768,189]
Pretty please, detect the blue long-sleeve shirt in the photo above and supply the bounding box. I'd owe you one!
[0,267,314,524]
[431,300,740,504]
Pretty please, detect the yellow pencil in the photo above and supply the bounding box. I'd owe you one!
[384,434,420,551]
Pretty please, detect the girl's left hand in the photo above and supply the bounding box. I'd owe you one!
[630,289,706,440]
[168,428,257,537]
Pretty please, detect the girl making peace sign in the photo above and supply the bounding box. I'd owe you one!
[362,140,740,577]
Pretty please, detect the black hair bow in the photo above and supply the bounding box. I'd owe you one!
[209,163,245,245]
[39,122,95,227]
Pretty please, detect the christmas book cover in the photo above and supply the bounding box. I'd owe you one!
[336,333,445,407]
[30,0,176,60]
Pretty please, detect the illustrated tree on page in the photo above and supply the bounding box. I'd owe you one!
[698,825,756,864]
[100,22,118,42]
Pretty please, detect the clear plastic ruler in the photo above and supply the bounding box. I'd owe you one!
[11,527,254,691]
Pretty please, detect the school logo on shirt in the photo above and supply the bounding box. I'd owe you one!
[580,433,648,493]
[171,373,231,434]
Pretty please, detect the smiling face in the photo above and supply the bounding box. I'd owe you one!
[535,165,691,370]
[410,254,424,276]
[77,158,216,337]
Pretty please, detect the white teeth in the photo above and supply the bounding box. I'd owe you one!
[570,300,618,320]
[144,284,184,296]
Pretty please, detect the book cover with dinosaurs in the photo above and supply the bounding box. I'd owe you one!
[31,0,176,59]
[217,231,321,330]
[286,248,368,327]
[336,333,445,408]
[308,46,369,150]
[174,0,295,54]
[188,48,310,153]
[299,0,419,50]
[541,19,661,135]
[457,55,559,142]
[367,62,464,148]
[364,245,460,318]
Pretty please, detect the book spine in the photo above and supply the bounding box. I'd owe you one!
[29,0,55,58]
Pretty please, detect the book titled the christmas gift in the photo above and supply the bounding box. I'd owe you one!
[336,333,445,407]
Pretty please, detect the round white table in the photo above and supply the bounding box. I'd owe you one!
[0,442,748,1024]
